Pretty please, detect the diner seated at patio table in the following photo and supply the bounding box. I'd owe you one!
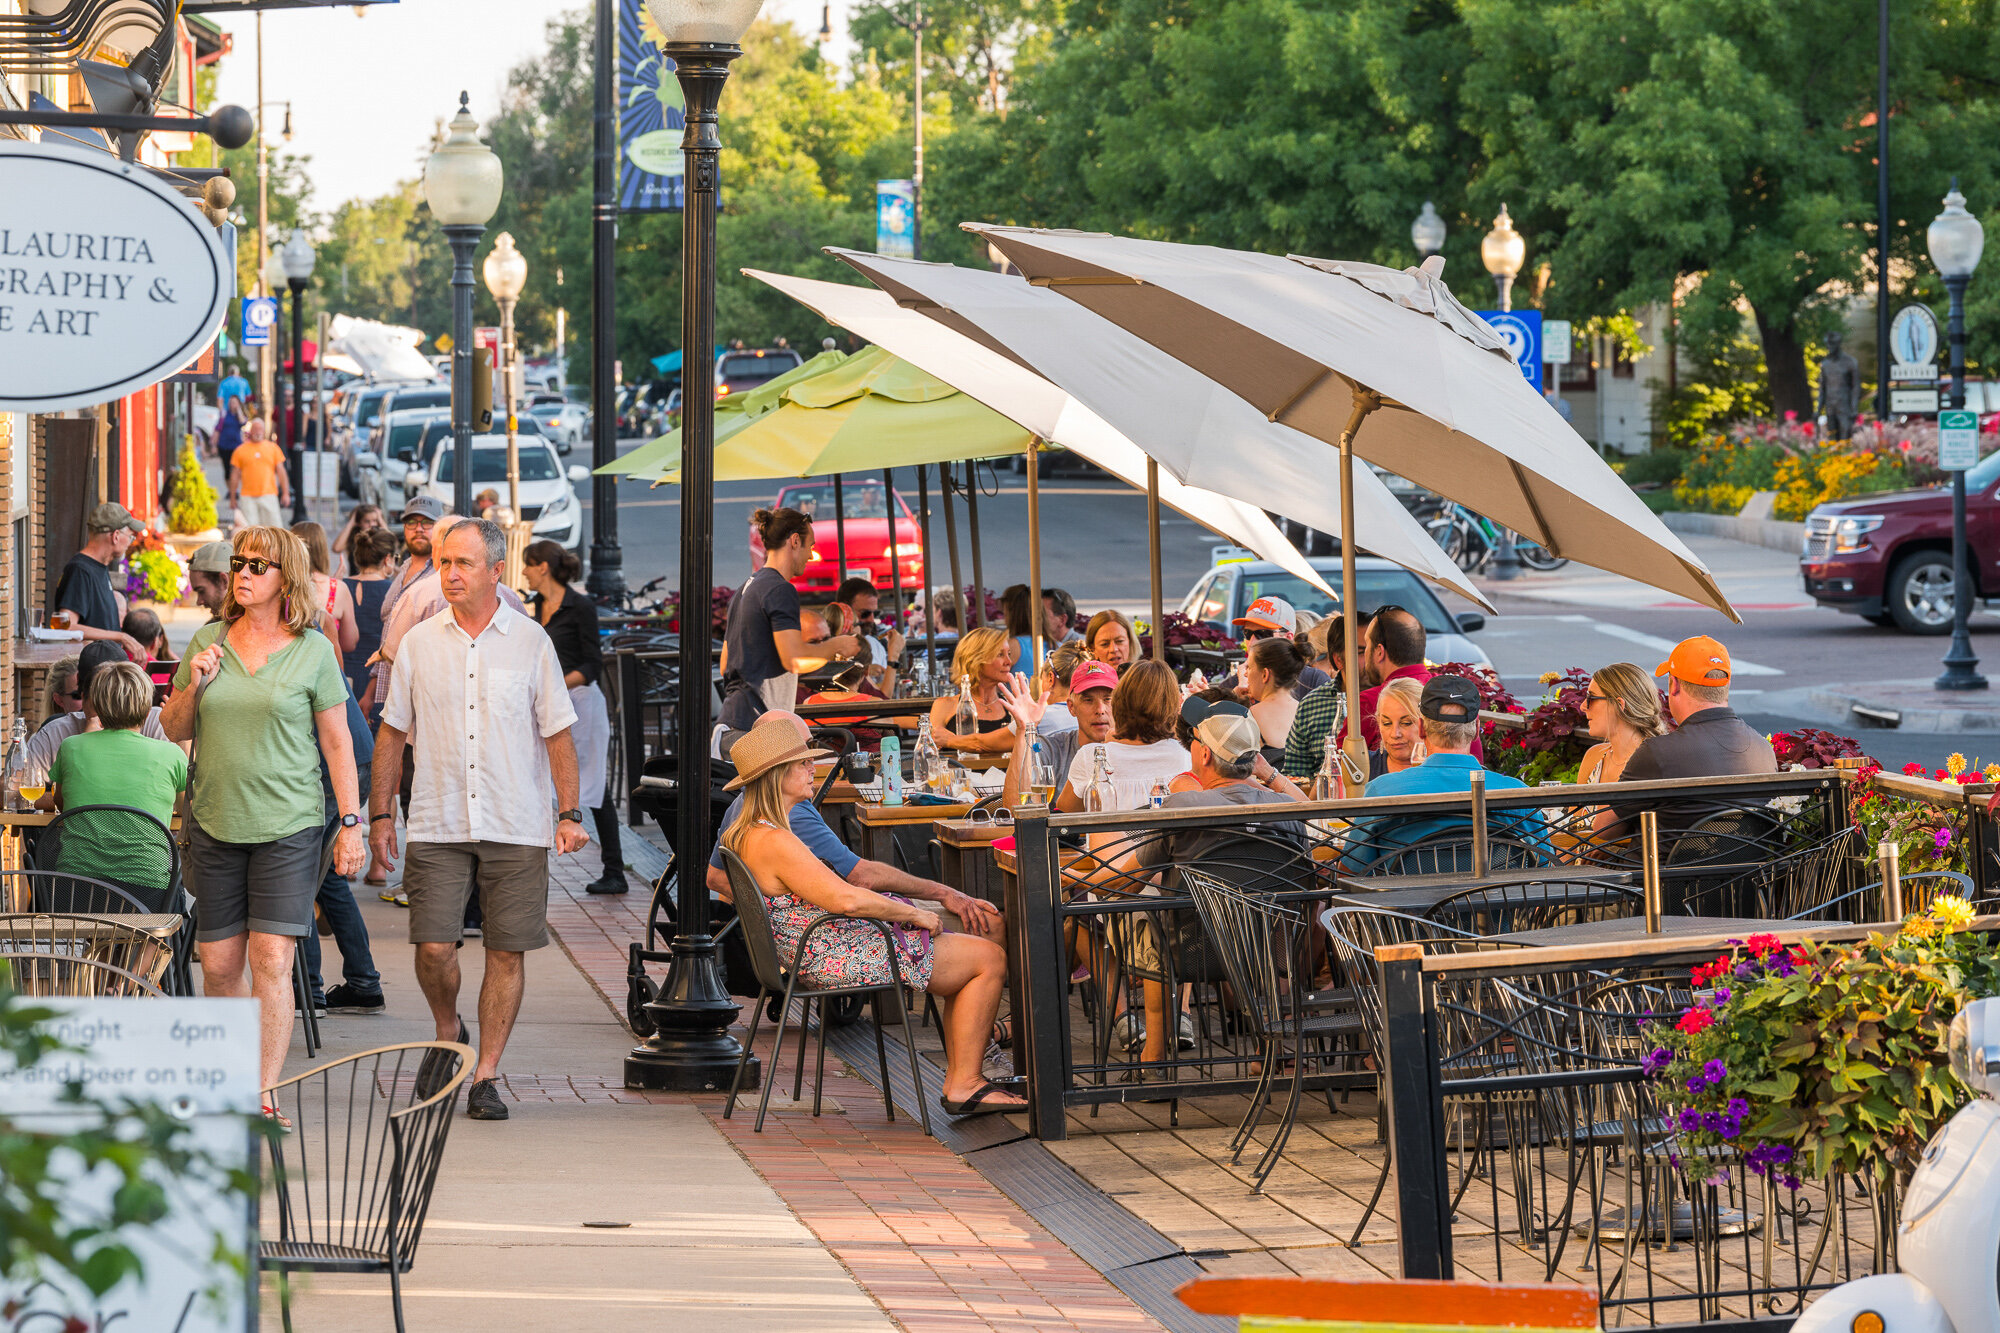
[1062,660,1190,815]
[997,660,1117,809]
[719,718,1023,1117]
[1032,641,1091,737]
[1339,675,1548,874]
[1575,662,1669,834]
[928,627,1020,754]
[45,662,185,827]
[1084,609,1137,670]
[24,641,177,790]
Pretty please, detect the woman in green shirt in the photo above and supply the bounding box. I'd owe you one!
[49,662,186,825]
[164,526,366,1103]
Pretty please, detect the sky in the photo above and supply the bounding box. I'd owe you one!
[211,0,850,216]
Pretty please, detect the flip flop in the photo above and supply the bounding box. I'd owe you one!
[941,1079,1028,1117]
[261,1102,292,1131]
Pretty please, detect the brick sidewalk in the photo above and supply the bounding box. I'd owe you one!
[546,846,1161,1333]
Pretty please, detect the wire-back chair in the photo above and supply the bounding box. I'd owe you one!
[1757,827,1862,921]
[1663,806,1788,916]
[1425,878,1644,935]
[0,952,164,997]
[260,1041,474,1333]
[1184,869,1364,1191]
[0,912,176,988]
[31,804,182,913]
[0,869,192,995]
[1366,830,1544,877]
[720,848,931,1135]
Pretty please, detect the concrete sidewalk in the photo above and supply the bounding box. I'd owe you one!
[1468,531,1815,614]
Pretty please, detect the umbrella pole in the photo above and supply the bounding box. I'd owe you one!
[1027,442,1044,675]
[1147,457,1165,663]
[833,472,848,590]
[966,462,988,626]
[918,464,938,687]
[1339,390,1383,781]
[941,461,966,652]
[884,465,903,684]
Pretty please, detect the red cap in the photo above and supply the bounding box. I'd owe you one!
[1069,661,1120,694]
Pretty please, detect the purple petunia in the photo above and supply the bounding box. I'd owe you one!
[1641,1047,1673,1076]
[1678,1107,1705,1133]
[1705,1060,1730,1085]
[1714,986,1732,1003]
[1766,952,1796,978]
[1935,826,1954,855]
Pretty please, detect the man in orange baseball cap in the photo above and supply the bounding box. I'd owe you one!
[1619,635,1776,784]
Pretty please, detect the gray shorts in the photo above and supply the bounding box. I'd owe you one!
[187,819,324,941]
[405,841,551,952]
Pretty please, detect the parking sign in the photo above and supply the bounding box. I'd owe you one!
[1476,309,1543,386]
[1940,409,1980,470]
[241,296,277,348]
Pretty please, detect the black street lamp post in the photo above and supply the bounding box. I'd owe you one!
[625,0,765,1091]
[587,0,626,601]
[1930,181,1987,691]
[280,230,316,524]
[423,94,503,521]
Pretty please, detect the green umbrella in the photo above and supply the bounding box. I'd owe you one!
[594,347,850,479]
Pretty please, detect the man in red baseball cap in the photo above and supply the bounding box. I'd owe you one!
[1620,636,1776,783]
[997,660,1117,809]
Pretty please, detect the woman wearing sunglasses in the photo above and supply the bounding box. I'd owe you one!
[1577,662,1668,833]
[163,526,366,1109]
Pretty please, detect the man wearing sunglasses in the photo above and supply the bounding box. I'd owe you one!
[837,576,906,694]
[1219,595,1330,699]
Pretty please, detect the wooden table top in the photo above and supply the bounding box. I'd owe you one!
[11,638,87,668]
[0,912,182,940]
[849,800,978,826]
[935,819,1020,848]
[1334,866,1636,895]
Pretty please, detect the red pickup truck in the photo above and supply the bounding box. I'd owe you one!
[1799,451,2000,633]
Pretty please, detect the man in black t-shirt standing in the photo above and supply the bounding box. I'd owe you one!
[717,507,864,753]
[53,503,147,660]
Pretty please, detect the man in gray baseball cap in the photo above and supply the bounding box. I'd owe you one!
[52,502,147,656]
[187,540,235,616]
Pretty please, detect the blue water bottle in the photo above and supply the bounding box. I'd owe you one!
[880,735,905,805]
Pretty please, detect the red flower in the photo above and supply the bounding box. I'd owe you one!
[1690,956,1733,987]
[1937,769,1954,782]
[1676,1007,1716,1035]
[1905,762,1929,777]
[1746,933,1781,958]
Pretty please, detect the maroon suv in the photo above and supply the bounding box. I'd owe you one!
[1799,451,2000,633]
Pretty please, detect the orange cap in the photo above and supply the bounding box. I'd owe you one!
[1656,635,1731,686]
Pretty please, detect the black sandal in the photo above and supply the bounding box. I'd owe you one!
[990,1016,1014,1050]
[941,1079,1028,1117]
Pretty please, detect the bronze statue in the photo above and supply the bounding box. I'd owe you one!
[1817,331,1861,440]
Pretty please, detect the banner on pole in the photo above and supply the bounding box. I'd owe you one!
[619,0,686,212]
[877,180,916,258]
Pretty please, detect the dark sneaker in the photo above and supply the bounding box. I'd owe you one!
[325,984,385,1015]
[585,871,629,896]
[466,1077,509,1120]
[416,1018,470,1101]
[298,1000,327,1018]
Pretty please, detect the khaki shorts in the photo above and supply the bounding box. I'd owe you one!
[405,841,551,952]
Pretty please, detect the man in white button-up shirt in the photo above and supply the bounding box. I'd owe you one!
[370,518,587,1122]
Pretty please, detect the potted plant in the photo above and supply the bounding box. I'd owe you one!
[163,434,221,557]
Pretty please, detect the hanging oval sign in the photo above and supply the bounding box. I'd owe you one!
[0,139,230,412]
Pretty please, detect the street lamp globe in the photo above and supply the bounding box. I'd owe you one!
[423,93,504,227]
[645,0,765,44]
[1928,181,1985,281]
[280,229,316,284]
[483,231,528,302]
[262,246,289,296]
[1481,204,1525,281]
[1411,200,1446,259]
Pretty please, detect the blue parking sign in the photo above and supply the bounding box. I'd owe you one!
[242,296,278,348]
[1475,309,1543,386]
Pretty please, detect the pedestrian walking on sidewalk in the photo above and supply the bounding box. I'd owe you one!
[369,518,588,1121]
[162,525,366,1105]
[228,420,290,531]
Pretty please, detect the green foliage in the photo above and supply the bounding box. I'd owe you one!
[1645,906,2000,1186]
[0,966,265,1310]
[1672,441,1783,514]
[1616,449,1685,488]
[166,438,218,536]
[125,550,183,605]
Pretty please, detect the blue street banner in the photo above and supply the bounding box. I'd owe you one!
[877,180,916,258]
[241,296,277,348]
[618,0,685,212]
[1475,309,1543,387]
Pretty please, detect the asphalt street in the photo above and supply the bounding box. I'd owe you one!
[577,449,1998,771]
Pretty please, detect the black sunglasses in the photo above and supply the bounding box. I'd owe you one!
[1242,628,1277,642]
[230,556,276,576]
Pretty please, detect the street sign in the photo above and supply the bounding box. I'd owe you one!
[1941,408,1980,470]
[1543,319,1572,364]
[435,331,454,354]
[241,295,277,348]
[1475,309,1543,386]
[1891,387,1941,415]
[877,180,916,259]
[474,326,500,353]
[1892,304,1942,382]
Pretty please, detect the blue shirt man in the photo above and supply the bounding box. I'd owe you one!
[218,371,251,411]
[1343,676,1548,873]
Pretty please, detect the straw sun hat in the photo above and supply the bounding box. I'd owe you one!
[725,718,835,791]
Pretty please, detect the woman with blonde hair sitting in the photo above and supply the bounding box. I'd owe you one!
[1578,661,1669,833]
[928,625,1019,754]
[721,717,1023,1116]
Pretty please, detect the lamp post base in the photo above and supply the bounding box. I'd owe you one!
[1935,656,1988,691]
[623,933,757,1091]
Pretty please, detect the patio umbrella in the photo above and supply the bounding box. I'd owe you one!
[966,225,1736,771]
[597,346,850,480]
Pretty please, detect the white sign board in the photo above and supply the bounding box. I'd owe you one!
[0,140,231,413]
[1542,319,1572,364]
[1940,409,1980,470]
[0,998,259,1331]
[1891,304,1941,383]
[1891,387,1941,415]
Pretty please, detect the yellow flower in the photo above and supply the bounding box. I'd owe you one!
[1986,763,2000,784]
[1948,753,1968,777]
[1539,671,1560,686]
[1903,914,1938,939]
[1930,895,1977,930]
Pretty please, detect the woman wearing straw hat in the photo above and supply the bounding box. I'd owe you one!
[720,720,1025,1117]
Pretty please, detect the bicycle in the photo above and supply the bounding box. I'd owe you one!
[1422,501,1569,573]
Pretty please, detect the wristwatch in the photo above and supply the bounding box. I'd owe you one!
[558,809,584,824]
[339,813,360,829]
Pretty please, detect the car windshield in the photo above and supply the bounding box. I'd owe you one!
[776,482,904,520]
[421,418,539,464]
[386,389,449,413]
[386,421,431,460]
[1967,449,2000,493]
[436,448,562,483]
[356,393,388,427]
[720,352,800,382]
[1232,569,1456,636]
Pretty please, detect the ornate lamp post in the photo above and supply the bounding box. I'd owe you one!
[1482,205,1528,580]
[280,230,316,522]
[625,0,768,1092]
[483,232,529,519]
[588,0,626,601]
[1930,180,1987,691]
[261,246,296,508]
[423,93,504,519]
[1411,200,1446,261]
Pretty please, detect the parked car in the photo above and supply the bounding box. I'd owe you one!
[1180,550,1491,666]
[350,406,451,510]
[717,346,804,398]
[339,378,440,496]
[400,416,547,511]
[747,478,924,597]
[403,435,589,551]
[1801,451,2000,633]
[526,400,587,453]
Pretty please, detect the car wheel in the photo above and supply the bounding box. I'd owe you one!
[1887,551,1958,635]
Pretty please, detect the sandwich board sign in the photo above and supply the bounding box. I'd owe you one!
[0,998,259,1331]
[0,139,232,412]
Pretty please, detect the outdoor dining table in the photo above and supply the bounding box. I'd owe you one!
[1492,914,1800,948]
[838,799,979,868]
[1331,868,1641,918]
[0,810,56,882]
[934,817,1013,908]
